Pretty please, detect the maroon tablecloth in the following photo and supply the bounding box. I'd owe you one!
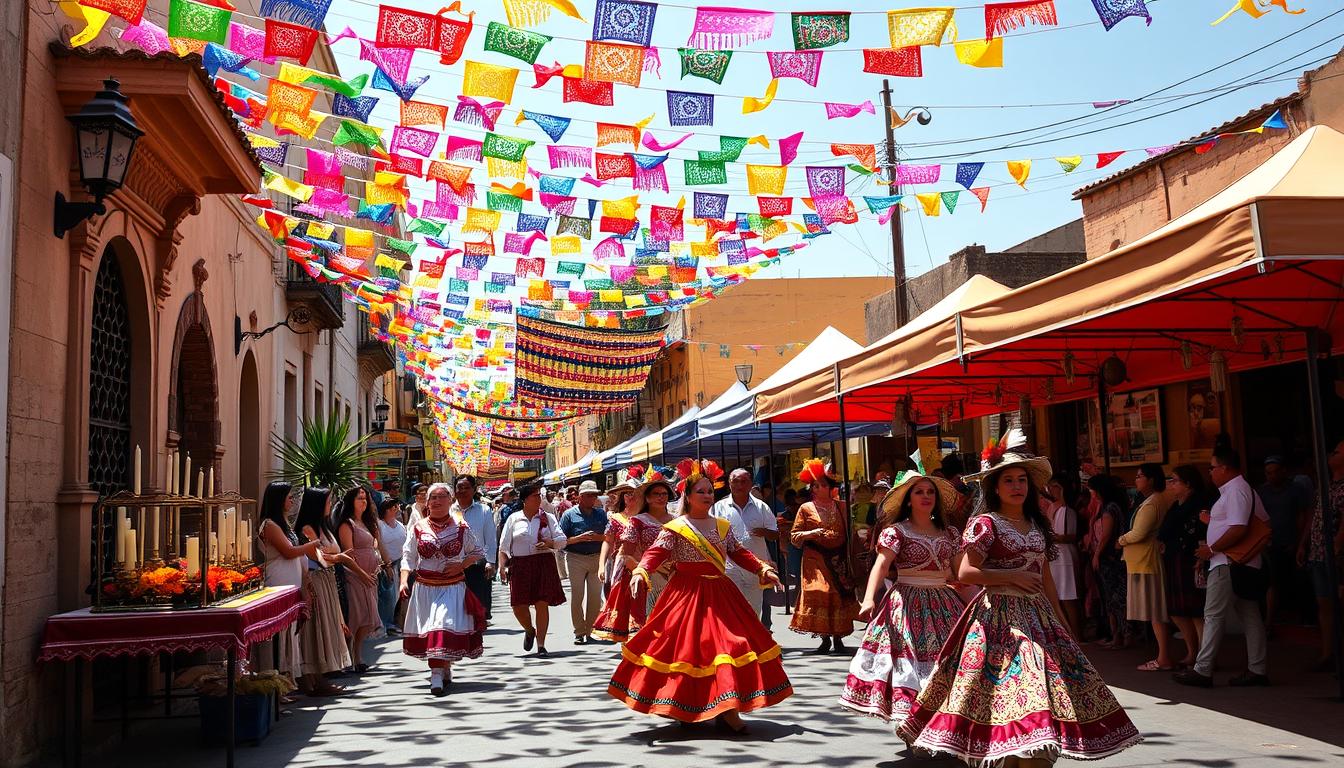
[37,586,304,663]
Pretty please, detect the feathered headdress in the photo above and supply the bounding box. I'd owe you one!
[966,427,1052,488]
[797,458,836,485]
[627,464,647,481]
[675,458,725,494]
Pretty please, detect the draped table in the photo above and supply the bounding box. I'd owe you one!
[38,586,304,768]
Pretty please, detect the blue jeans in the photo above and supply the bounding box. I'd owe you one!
[377,559,400,630]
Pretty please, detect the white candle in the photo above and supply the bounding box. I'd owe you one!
[242,521,252,561]
[184,455,191,496]
[186,536,200,576]
[137,508,145,563]
[115,509,128,564]
[170,451,179,495]
[133,446,142,496]
[151,507,159,558]
[121,530,136,570]
[196,469,204,499]
[206,467,214,499]
[219,508,232,558]
[209,533,218,562]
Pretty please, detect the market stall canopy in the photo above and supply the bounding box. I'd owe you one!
[818,125,1344,423]
[755,276,1010,422]
[628,405,701,462]
[542,449,597,484]
[586,426,655,476]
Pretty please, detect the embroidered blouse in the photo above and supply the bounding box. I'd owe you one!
[401,518,484,576]
[637,520,768,575]
[962,513,1050,573]
[877,521,961,580]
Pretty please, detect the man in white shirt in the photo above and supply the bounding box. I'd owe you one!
[451,475,499,622]
[713,468,780,628]
[1175,447,1270,688]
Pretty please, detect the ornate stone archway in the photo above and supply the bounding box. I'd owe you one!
[167,267,221,484]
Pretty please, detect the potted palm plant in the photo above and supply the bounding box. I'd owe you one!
[270,410,384,493]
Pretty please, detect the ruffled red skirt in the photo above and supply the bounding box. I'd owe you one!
[593,567,646,643]
[607,561,793,722]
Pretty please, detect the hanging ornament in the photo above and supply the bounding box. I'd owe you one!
[1018,395,1034,427]
[939,405,952,432]
[957,399,966,420]
[1062,351,1076,384]
[1042,377,1055,401]
[1260,339,1272,360]
[1179,340,1193,371]
[1210,350,1229,394]
[1273,333,1285,361]
[1230,315,1245,347]
[1101,355,1128,387]
[993,381,1004,406]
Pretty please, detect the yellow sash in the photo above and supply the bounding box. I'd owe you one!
[665,517,730,574]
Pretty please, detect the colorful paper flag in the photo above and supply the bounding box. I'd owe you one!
[462,60,520,103]
[767,51,823,86]
[167,0,232,44]
[863,47,923,77]
[1056,156,1082,173]
[687,7,773,49]
[1091,0,1153,30]
[985,1,1058,37]
[1007,160,1032,187]
[887,8,955,48]
[592,0,657,46]
[954,37,1004,68]
[483,21,551,63]
[791,12,849,50]
[743,79,779,114]
[585,40,645,86]
[667,91,714,126]
[677,48,733,84]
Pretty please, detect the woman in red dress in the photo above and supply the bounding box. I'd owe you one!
[594,470,676,643]
[608,459,790,732]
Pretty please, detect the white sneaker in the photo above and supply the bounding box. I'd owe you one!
[429,669,444,696]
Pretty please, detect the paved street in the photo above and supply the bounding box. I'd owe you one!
[87,580,1342,768]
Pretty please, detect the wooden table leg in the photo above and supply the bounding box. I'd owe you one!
[71,657,84,768]
[225,647,236,768]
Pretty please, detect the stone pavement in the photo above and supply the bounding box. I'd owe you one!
[90,581,1344,768]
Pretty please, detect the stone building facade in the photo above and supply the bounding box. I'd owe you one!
[0,2,390,763]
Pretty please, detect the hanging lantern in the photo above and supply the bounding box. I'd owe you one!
[1179,340,1193,371]
[891,396,911,437]
[1230,315,1245,347]
[1062,351,1076,384]
[1101,355,1128,387]
[939,405,952,432]
[1042,377,1055,401]
[1018,395,1033,426]
[1210,350,1229,393]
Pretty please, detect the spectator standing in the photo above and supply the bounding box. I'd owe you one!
[451,476,498,623]
[1159,465,1211,668]
[1087,475,1130,649]
[377,498,408,635]
[333,485,383,673]
[1297,439,1344,672]
[559,481,609,644]
[1175,448,1270,687]
[256,482,320,690]
[1119,463,1173,671]
[1258,456,1311,626]
[713,468,780,629]
[1046,472,1082,639]
[406,483,428,530]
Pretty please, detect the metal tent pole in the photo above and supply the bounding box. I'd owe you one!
[1097,376,1112,475]
[1305,330,1344,700]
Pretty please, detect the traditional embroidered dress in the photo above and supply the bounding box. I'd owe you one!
[608,517,793,722]
[840,521,965,729]
[593,512,668,643]
[401,517,486,662]
[897,514,1142,766]
[790,500,860,636]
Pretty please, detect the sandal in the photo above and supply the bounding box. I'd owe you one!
[1137,659,1173,671]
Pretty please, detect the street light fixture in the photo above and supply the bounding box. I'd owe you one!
[372,398,390,433]
[55,78,143,238]
[734,363,753,387]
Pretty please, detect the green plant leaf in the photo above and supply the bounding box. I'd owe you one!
[267,410,387,494]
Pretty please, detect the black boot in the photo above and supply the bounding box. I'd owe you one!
[807,637,833,655]
[831,637,849,655]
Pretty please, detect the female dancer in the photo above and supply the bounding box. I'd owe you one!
[334,485,383,672]
[598,477,640,599]
[840,472,964,730]
[593,471,676,643]
[609,459,790,732]
[790,459,860,654]
[897,432,1142,766]
[294,488,353,696]
[498,482,567,658]
[399,482,486,696]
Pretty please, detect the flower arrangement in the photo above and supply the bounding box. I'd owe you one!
[98,562,264,608]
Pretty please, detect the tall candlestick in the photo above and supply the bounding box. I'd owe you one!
[133,446,142,496]
[206,467,214,499]
[115,509,128,564]
[121,530,136,570]
[184,455,192,497]
[209,533,218,562]
[186,536,200,577]
[137,508,145,563]
[170,451,179,495]
[196,469,204,499]
[151,507,159,558]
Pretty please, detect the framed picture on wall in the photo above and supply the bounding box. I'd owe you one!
[1088,388,1165,467]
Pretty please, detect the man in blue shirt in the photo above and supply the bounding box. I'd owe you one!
[559,480,608,644]
[451,475,498,621]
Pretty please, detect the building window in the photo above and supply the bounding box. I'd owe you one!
[88,250,132,572]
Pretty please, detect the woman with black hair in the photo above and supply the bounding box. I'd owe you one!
[790,459,860,654]
[1159,465,1210,667]
[1087,474,1131,649]
[294,488,354,696]
[897,433,1141,766]
[334,485,382,673]
[256,482,321,685]
[840,472,965,731]
[1120,463,1174,671]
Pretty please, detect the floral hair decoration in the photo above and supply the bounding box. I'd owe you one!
[675,458,725,494]
[797,458,837,485]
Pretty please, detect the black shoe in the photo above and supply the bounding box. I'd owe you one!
[1229,671,1270,687]
[575,635,587,645]
[523,629,536,652]
[1172,669,1213,688]
[806,638,833,655]
[537,647,550,658]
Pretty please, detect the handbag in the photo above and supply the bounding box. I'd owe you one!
[1222,493,1272,565]
[1229,562,1268,601]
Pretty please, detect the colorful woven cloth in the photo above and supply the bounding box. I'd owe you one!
[514,315,665,411]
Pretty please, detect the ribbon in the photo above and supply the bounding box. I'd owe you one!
[1213,0,1303,25]
[742,78,779,114]
[642,131,694,151]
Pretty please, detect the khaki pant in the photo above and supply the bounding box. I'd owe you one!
[566,551,602,636]
[1195,564,1268,677]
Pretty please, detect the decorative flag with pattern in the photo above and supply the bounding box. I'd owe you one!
[677,48,733,84]
[592,0,657,46]
[791,12,849,50]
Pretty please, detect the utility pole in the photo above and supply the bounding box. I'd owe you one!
[880,79,909,332]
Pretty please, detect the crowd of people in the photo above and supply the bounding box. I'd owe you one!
[248,431,1342,765]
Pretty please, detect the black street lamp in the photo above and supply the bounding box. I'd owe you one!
[372,398,390,433]
[55,77,143,238]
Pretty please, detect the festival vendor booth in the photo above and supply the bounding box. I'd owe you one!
[542,449,599,485]
[761,125,1344,690]
[626,404,702,463]
[38,449,304,768]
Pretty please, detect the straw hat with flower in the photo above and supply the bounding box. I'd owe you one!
[878,470,961,520]
[964,428,1053,489]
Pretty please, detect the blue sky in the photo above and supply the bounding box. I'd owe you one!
[323,0,1339,281]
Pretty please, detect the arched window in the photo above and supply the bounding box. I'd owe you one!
[88,249,132,570]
